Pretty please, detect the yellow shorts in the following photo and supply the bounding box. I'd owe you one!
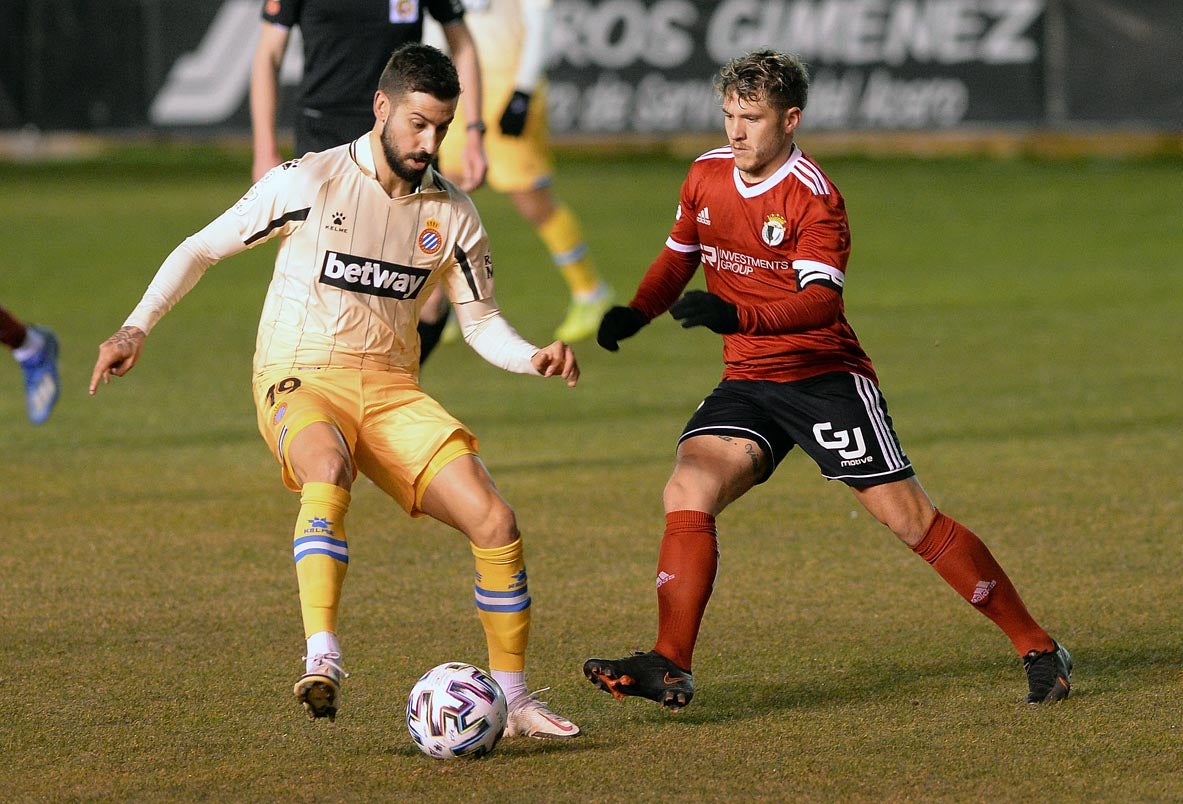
[439,81,554,194]
[253,367,477,515]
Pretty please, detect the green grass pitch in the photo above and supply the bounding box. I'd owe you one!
[2,144,1181,801]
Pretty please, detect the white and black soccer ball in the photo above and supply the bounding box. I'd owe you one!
[406,662,508,759]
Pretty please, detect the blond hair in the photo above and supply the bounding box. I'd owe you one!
[714,50,810,114]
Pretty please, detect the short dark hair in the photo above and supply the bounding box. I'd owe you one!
[377,43,461,104]
[714,50,810,115]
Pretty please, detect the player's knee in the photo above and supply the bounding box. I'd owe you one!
[663,476,693,511]
[296,450,354,489]
[663,471,720,515]
[471,498,520,549]
[896,507,938,547]
[869,499,934,548]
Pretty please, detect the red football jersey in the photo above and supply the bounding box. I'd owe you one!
[631,144,876,384]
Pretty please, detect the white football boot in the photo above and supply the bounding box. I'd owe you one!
[293,652,348,721]
[504,689,581,739]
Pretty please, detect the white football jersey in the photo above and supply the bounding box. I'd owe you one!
[125,134,495,377]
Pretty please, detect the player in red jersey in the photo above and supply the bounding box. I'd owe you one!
[583,50,1071,709]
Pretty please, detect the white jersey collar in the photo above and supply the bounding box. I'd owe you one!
[732,143,801,199]
[354,133,377,178]
[353,132,440,195]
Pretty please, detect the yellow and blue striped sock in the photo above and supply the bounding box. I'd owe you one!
[471,538,531,676]
[293,482,351,638]
[538,204,601,298]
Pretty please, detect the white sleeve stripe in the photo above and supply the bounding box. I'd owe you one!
[794,260,844,287]
[796,158,831,195]
[695,147,733,162]
[665,237,700,254]
[789,163,823,195]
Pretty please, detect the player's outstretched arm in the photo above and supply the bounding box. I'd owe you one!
[453,297,576,386]
[531,341,579,387]
[89,326,146,396]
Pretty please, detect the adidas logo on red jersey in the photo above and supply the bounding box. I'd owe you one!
[695,207,711,226]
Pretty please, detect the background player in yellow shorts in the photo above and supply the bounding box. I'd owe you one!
[90,43,581,740]
[418,0,613,358]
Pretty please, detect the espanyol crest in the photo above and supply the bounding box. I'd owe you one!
[418,218,443,255]
[762,213,787,247]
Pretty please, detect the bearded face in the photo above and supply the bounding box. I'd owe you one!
[380,114,434,186]
[376,90,457,188]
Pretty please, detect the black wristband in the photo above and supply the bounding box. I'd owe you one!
[466,121,487,134]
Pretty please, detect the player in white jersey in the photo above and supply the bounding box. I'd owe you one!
[419,0,612,355]
[89,43,581,739]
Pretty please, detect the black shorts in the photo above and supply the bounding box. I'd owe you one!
[679,373,915,488]
[296,108,375,157]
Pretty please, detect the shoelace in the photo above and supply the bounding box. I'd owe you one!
[303,652,350,679]
[510,688,552,712]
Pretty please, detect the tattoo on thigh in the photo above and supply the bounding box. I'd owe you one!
[713,435,764,476]
[745,442,761,474]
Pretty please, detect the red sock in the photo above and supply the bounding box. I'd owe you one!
[913,511,1054,656]
[653,510,718,671]
[0,307,27,349]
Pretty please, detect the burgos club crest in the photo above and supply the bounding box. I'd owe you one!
[418,218,443,255]
[762,213,787,247]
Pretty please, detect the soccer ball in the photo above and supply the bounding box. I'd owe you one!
[406,662,508,759]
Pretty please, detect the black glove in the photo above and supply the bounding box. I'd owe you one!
[597,306,648,352]
[499,90,531,137]
[670,290,740,334]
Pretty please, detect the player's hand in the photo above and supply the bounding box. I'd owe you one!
[458,130,488,192]
[670,290,740,334]
[89,326,146,396]
[499,91,531,137]
[596,306,647,352]
[532,340,579,387]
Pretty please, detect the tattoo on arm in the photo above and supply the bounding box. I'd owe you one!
[108,328,138,346]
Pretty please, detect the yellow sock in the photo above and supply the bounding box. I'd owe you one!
[293,482,351,638]
[471,538,531,673]
[537,204,600,297]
